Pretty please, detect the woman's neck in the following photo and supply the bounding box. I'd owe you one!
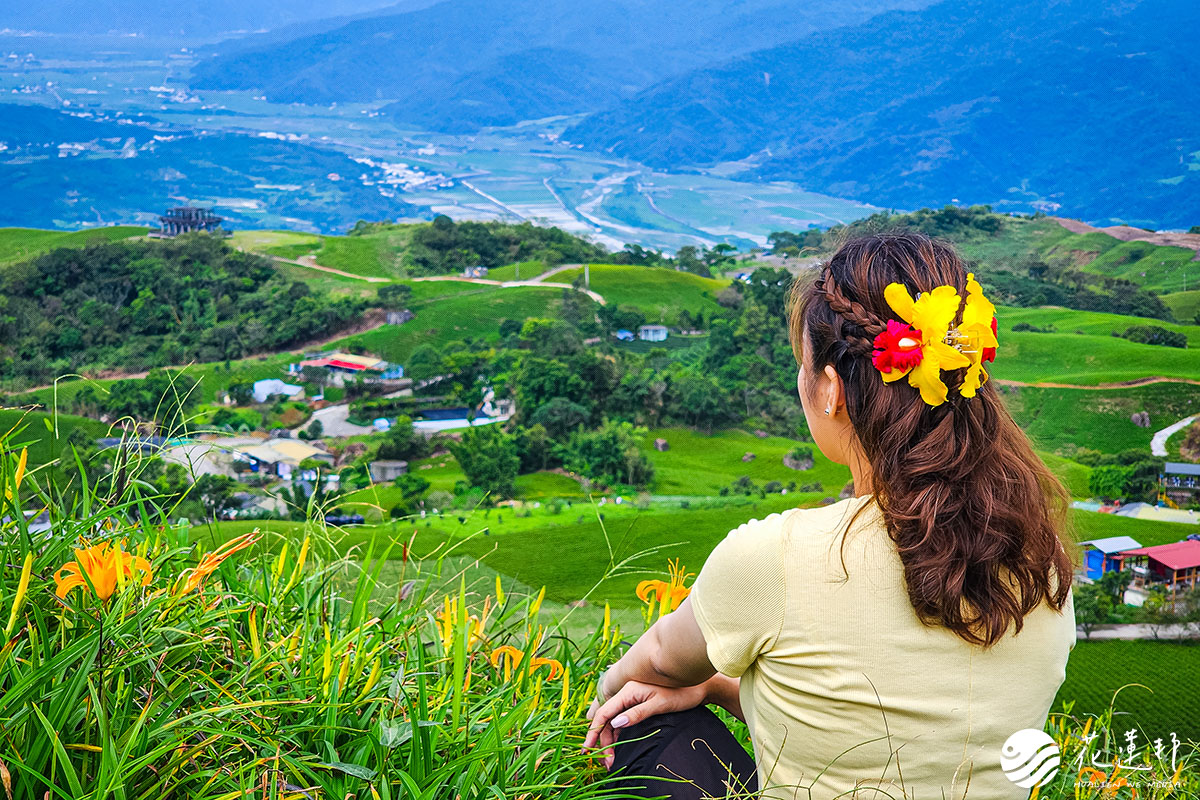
[847,444,875,497]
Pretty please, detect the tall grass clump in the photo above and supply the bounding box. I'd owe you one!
[0,417,644,799]
[0,411,1197,799]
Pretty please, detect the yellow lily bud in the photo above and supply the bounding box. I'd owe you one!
[495,574,504,605]
[248,607,262,661]
[4,551,33,638]
[529,586,545,617]
[272,541,289,582]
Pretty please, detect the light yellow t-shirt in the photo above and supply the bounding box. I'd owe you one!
[689,494,1076,800]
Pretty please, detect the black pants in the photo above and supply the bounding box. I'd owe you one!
[607,706,759,799]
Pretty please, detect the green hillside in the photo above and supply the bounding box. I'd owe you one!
[999,305,1200,346]
[1003,382,1200,456]
[0,226,149,266]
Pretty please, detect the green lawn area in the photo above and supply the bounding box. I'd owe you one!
[229,229,320,257]
[1039,451,1091,497]
[487,261,555,282]
[0,226,149,266]
[1001,382,1200,456]
[333,285,576,363]
[1055,640,1200,742]
[554,264,729,323]
[1068,508,1197,548]
[314,227,419,280]
[640,427,850,496]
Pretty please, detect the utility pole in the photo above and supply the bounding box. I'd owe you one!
[585,263,590,290]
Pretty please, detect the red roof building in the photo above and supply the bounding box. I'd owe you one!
[1113,540,1200,595]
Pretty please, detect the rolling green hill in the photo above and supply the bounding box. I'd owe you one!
[989,330,1200,385]
[331,285,577,363]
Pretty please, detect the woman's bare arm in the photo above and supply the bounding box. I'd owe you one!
[597,595,720,701]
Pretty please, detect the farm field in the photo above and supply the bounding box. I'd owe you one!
[1055,640,1200,742]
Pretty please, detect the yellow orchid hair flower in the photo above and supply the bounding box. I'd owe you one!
[874,278,998,407]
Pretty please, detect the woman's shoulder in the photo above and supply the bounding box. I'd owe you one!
[722,495,880,552]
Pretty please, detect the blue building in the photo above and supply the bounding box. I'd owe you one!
[1079,536,1142,581]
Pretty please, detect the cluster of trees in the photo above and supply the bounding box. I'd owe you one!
[448,418,655,499]
[1115,325,1188,349]
[1079,449,1165,502]
[0,235,367,387]
[1075,572,1200,639]
[769,205,1005,257]
[67,370,200,425]
[404,215,608,274]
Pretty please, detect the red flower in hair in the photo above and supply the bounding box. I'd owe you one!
[872,319,924,373]
[981,316,998,363]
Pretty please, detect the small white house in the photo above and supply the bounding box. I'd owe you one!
[638,325,669,342]
[252,379,304,404]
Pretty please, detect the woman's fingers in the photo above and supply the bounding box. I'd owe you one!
[582,683,649,751]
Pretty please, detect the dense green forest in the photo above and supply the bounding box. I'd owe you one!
[0,235,367,387]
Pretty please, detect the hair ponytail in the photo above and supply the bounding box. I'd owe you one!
[789,232,1073,647]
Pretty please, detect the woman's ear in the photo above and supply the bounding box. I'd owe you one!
[823,364,844,415]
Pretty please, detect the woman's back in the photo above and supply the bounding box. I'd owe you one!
[690,496,1076,800]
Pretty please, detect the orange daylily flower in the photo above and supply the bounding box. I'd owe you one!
[636,558,693,619]
[174,530,261,595]
[489,644,563,681]
[54,540,152,602]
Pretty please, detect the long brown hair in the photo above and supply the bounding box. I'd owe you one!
[789,231,1073,647]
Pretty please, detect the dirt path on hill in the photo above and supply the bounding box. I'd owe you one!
[272,254,391,283]
[995,377,1200,391]
[409,273,607,305]
[1051,217,1200,258]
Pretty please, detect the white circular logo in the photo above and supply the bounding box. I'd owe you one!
[1001,729,1061,789]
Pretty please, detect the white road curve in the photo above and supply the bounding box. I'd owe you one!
[1151,414,1198,457]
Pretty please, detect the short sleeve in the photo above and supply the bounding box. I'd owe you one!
[689,513,788,677]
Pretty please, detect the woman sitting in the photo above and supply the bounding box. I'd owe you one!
[584,231,1076,799]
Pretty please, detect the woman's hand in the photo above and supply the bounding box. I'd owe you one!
[582,680,709,768]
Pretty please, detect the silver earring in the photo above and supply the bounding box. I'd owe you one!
[824,405,831,415]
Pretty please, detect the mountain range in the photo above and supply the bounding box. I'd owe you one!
[0,1,424,38]
[190,0,933,130]
[567,0,1200,227]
